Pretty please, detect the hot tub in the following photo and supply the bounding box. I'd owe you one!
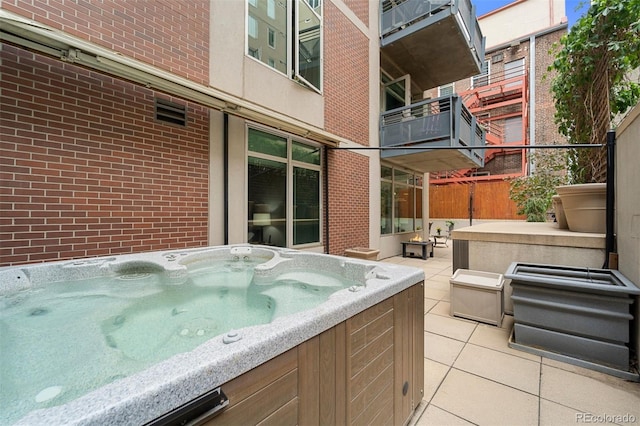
[0,245,424,425]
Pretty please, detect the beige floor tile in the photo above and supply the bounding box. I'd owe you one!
[414,405,474,426]
[431,368,539,426]
[424,298,438,314]
[424,287,448,301]
[468,323,540,362]
[540,365,640,419]
[425,313,476,342]
[424,358,449,403]
[543,357,640,394]
[429,300,451,317]
[454,344,540,395]
[424,331,465,366]
[400,258,431,268]
[539,399,617,426]
[423,269,448,281]
[427,273,451,284]
[425,277,449,291]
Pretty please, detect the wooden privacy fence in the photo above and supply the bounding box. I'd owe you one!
[429,180,525,220]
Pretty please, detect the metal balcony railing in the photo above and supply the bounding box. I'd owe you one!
[380,95,485,171]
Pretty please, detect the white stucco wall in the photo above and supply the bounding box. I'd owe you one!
[210,0,324,128]
[479,0,566,48]
[615,103,640,357]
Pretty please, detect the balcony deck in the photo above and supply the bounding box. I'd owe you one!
[380,0,484,90]
[380,95,485,173]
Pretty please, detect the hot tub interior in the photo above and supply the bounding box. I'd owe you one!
[0,246,378,425]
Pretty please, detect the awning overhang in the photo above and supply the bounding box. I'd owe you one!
[0,10,345,147]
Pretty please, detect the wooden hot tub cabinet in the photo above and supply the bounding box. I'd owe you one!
[197,282,424,425]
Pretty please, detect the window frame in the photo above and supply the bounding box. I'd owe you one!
[380,163,424,236]
[438,83,455,97]
[247,124,323,248]
[246,0,323,94]
[294,0,323,93]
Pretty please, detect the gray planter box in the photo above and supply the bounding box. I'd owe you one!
[505,262,640,380]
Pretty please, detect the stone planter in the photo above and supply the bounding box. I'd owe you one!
[505,262,640,380]
[551,195,568,229]
[555,183,606,233]
[344,247,379,260]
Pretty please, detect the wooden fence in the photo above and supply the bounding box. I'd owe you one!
[429,180,525,220]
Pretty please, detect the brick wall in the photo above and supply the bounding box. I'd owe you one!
[327,150,369,256]
[343,0,370,27]
[535,27,567,146]
[323,1,370,146]
[2,0,209,84]
[0,45,210,266]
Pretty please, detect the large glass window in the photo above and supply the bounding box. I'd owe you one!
[247,0,322,92]
[247,0,288,75]
[295,0,322,91]
[381,73,409,112]
[248,128,322,247]
[381,165,423,235]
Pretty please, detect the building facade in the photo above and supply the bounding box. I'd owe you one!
[427,0,568,219]
[0,0,483,266]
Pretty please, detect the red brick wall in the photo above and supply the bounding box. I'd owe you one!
[0,45,210,266]
[535,27,567,146]
[2,0,209,84]
[327,150,369,256]
[343,0,370,27]
[323,1,370,146]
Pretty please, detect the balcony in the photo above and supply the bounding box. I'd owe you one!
[380,0,484,90]
[380,95,485,173]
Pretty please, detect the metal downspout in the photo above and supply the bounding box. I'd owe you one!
[223,113,229,245]
[529,35,536,174]
[324,147,329,254]
[604,130,616,268]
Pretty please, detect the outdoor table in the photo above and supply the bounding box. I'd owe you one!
[401,240,434,260]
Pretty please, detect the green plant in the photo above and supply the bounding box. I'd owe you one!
[436,227,442,235]
[445,220,455,230]
[508,151,568,222]
[523,198,549,222]
[548,0,640,183]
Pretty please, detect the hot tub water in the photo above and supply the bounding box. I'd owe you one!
[0,253,360,425]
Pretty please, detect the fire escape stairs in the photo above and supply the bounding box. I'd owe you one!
[430,68,528,185]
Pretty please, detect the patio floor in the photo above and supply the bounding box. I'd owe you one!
[382,243,640,425]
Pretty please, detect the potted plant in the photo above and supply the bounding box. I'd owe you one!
[445,220,455,232]
[436,227,441,236]
[548,0,639,233]
[508,151,567,222]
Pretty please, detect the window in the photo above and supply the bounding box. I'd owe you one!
[268,27,276,48]
[381,73,409,112]
[247,0,322,92]
[504,116,523,143]
[249,47,260,60]
[267,0,276,19]
[381,165,423,235]
[438,83,454,97]
[248,14,258,39]
[295,0,322,91]
[248,127,322,247]
[472,60,490,88]
[504,58,525,88]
